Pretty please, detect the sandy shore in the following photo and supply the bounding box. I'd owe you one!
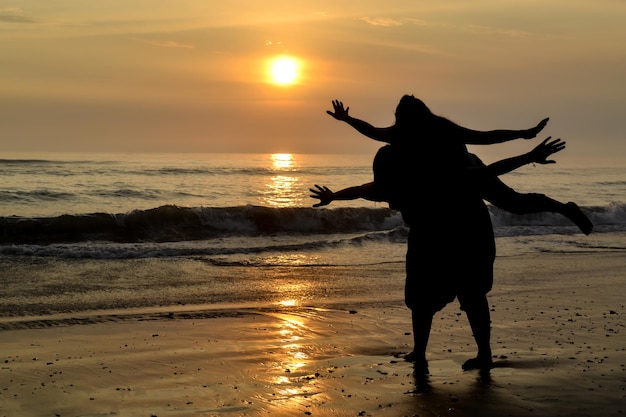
[1,251,624,417]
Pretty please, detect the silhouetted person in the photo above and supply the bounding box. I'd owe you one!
[311,137,567,373]
[327,97,592,235]
[316,95,591,373]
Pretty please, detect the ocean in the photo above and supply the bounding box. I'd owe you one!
[1,152,625,324]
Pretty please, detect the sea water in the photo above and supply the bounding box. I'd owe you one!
[1,152,624,320]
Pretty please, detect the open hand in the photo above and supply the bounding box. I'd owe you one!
[309,184,334,207]
[529,136,565,164]
[522,117,550,139]
[326,100,350,121]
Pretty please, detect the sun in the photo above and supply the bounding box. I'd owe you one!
[268,56,300,86]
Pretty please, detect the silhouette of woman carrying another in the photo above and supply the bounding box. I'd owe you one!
[326,96,592,235]
[312,95,592,374]
[311,137,567,373]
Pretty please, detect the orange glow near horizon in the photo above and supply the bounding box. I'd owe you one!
[2,3,624,164]
[271,153,294,169]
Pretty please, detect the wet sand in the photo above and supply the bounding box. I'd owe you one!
[0,252,624,417]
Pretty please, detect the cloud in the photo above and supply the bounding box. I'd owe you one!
[132,38,195,49]
[402,18,536,38]
[0,11,38,24]
[461,23,536,38]
[359,17,403,27]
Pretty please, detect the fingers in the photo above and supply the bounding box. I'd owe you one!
[546,138,566,151]
[539,137,566,152]
[541,136,565,146]
[525,118,550,139]
[331,100,346,110]
[318,185,330,192]
[309,184,321,196]
[547,139,564,146]
[534,117,549,134]
[309,185,330,198]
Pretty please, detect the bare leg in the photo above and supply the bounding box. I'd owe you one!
[461,295,493,371]
[405,309,432,374]
[562,202,593,235]
[483,177,593,235]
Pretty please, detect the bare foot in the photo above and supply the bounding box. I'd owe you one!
[462,356,493,371]
[404,351,429,374]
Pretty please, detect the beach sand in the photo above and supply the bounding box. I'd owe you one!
[1,252,624,417]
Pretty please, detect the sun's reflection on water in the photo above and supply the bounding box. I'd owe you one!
[263,153,300,207]
[271,153,294,169]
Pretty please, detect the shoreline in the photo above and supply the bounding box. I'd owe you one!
[1,251,624,416]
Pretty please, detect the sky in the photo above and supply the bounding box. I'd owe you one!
[1,1,625,166]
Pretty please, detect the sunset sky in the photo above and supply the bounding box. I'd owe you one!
[1,1,625,165]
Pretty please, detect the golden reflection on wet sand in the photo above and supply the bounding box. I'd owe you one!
[259,310,326,411]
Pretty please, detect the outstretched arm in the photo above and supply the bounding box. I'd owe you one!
[453,117,550,145]
[309,183,381,207]
[326,100,394,143]
[476,136,565,179]
[327,98,549,146]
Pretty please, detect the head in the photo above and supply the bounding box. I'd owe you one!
[394,95,433,126]
[373,145,411,211]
